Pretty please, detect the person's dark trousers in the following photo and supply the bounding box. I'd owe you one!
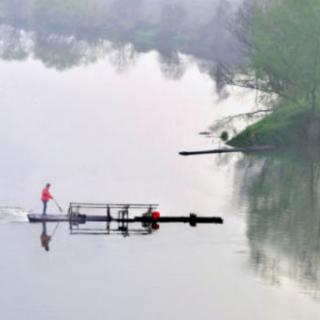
[42,201,48,215]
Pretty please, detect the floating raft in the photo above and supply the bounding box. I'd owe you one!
[28,203,223,236]
[27,213,223,225]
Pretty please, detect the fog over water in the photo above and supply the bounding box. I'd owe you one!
[1,1,320,319]
[0,48,320,320]
[0,52,249,212]
[0,0,245,72]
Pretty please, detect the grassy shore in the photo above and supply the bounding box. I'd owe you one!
[227,104,320,148]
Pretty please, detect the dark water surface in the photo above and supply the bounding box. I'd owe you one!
[1,51,320,319]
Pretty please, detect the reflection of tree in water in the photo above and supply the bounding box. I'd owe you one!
[0,25,31,61]
[33,33,108,70]
[0,25,138,72]
[0,0,243,86]
[235,150,320,299]
[107,43,137,73]
[0,25,188,80]
[158,51,186,80]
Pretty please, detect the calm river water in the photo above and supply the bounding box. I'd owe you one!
[0,48,320,319]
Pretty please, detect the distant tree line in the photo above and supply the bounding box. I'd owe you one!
[224,0,320,113]
[0,0,244,67]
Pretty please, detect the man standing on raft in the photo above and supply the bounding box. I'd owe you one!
[41,183,53,215]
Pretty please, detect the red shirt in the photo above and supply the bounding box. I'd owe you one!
[41,187,53,202]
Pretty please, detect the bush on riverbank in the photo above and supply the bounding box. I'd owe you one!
[225,0,320,149]
[227,105,320,148]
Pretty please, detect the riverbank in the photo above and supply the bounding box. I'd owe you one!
[227,104,320,148]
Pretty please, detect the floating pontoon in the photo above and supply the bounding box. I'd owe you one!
[28,202,223,236]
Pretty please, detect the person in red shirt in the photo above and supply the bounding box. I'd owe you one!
[41,183,53,215]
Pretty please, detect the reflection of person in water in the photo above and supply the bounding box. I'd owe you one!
[40,223,51,251]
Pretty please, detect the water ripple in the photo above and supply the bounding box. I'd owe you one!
[0,206,29,223]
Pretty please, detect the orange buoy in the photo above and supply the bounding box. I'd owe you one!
[151,211,160,221]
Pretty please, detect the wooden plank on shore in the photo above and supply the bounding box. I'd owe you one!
[179,145,274,156]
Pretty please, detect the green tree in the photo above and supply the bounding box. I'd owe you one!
[231,0,320,112]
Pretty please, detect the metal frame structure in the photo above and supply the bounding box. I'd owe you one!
[68,202,158,236]
[27,202,223,237]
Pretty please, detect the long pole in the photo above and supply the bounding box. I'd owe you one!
[51,222,60,237]
[53,199,63,213]
[51,199,63,237]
